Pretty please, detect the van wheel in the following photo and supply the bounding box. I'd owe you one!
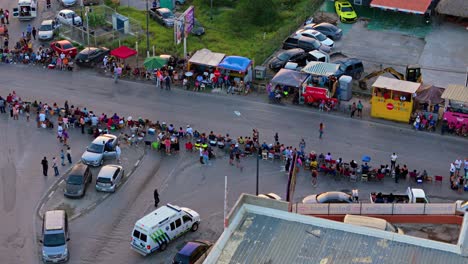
[191,223,199,232]
[159,242,167,251]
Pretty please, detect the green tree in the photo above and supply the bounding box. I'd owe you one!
[230,0,279,30]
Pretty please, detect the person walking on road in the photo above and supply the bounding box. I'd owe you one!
[390,153,398,171]
[41,157,48,176]
[274,132,279,144]
[4,9,9,24]
[60,149,65,166]
[154,189,160,207]
[299,139,306,154]
[199,147,204,164]
[32,27,37,40]
[114,65,122,83]
[66,146,72,164]
[52,157,59,176]
[319,123,324,139]
[350,102,357,118]
[357,100,363,118]
[164,74,171,90]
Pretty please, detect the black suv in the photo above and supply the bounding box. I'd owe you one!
[269,48,309,71]
[335,58,364,79]
[64,163,93,198]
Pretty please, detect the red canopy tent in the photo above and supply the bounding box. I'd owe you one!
[110,46,138,59]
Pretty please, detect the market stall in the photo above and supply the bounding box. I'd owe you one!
[370,76,421,123]
[110,45,137,59]
[441,84,468,126]
[187,48,225,72]
[414,84,444,119]
[270,68,310,89]
[218,55,253,83]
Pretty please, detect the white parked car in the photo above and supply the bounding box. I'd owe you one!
[61,0,76,7]
[56,9,82,26]
[38,20,59,40]
[95,165,124,193]
[296,29,334,48]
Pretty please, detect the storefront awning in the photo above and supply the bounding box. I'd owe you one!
[441,84,468,102]
[372,76,421,93]
[188,48,226,67]
[271,69,310,88]
[301,62,339,76]
[371,0,432,14]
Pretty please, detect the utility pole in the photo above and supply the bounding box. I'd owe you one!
[210,0,213,20]
[146,0,150,56]
[256,131,260,196]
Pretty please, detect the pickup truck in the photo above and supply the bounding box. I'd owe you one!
[370,187,429,203]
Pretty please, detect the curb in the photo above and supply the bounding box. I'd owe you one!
[35,149,146,222]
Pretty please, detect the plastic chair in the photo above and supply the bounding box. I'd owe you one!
[262,151,268,160]
[268,152,274,161]
[361,174,368,182]
[435,175,443,184]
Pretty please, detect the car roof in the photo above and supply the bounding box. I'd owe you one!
[44,210,66,230]
[57,40,72,45]
[69,163,88,175]
[317,191,351,201]
[302,29,320,36]
[178,241,211,256]
[281,48,304,55]
[135,204,184,232]
[336,58,362,66]
[41,20,54,25]
[60,9,74,14]
[97,165,122,179]
[92,134,117,144]
[157,8,171,13]
[298,36,320,44]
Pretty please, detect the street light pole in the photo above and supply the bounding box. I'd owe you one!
[210,0,213,20]
[146,0,150,55]
[256,131,259,196]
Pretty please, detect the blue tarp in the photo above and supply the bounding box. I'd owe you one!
[218,56,252,72]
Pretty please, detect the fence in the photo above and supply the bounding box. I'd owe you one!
[292,202,458,215]
[58,5,143,48]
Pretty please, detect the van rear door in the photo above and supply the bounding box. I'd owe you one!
[131,228,149,255]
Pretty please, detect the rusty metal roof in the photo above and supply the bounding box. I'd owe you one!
[441,84,468,103]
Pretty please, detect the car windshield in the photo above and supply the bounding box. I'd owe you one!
[97,177,112,184]
[39,25,52,31]
[87,143,104,153]
[342,6,354,12]
[315,32,327,41]
[43,233,65,247]
[162,11,174,19]
[63,43,73,49]
[66,13,75,19]
[311,40,321,49]
[67,175,83,185]
[277,52,292,61]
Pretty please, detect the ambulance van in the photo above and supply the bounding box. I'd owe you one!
[130,204,200,256]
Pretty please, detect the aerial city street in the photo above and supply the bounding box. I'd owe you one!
[0,0,467,263]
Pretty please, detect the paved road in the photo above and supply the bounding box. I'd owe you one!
[0,65,467,263]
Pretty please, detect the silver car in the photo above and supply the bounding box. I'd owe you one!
[96,165,124,192]
[81,134,118,166]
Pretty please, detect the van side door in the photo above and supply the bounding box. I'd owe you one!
[182,214,193,232]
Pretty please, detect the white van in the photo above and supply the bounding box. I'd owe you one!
[130,204,200,256]
[343,214,404,234]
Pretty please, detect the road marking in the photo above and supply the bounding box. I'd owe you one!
[48,191,55,198]
[59,180,64,184]
[39,204,44,214]
[234,111,241,116]
[135,159,140,167]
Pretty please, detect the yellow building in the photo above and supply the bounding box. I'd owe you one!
[371,77,421,123]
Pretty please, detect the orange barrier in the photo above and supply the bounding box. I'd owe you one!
[313,214,464,225]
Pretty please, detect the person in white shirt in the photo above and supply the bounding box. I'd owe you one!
[186,125,193,137]
[390,153,398,171]
[115,144,121,164]
[454,159,462,177]
[449,163,456,177]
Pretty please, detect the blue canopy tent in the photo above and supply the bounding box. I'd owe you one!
[218,56,253,82]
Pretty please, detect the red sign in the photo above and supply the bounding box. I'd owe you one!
[386,103,394,110]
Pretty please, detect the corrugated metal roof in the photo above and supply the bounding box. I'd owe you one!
[372,76,421,93]
[301,61,339,76]
[441,84,468,102]
[215,212,466,264]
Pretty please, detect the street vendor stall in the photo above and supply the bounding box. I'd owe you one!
[110,46,137,59]
[270,68,309,89]
[187,48,225,72]
[218,55,253,83]
[371,76,421,123]
[441,84,468,126]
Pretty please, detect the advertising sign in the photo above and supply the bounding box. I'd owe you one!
[174,18,184,45]
[184,6,194,36]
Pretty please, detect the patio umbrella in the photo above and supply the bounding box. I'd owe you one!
[362,155,371,162]
[143,56,167,71]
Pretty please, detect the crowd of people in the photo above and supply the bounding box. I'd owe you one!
[1,88,466,193]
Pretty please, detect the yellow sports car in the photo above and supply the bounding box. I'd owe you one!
[335,0,358,23]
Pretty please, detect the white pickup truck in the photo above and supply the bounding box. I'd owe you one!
[370,187,429,203]
[456,200,468,214]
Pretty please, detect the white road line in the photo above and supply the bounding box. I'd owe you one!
[134,159,140,167]
[59,180,64,184]
[48,191,55,198]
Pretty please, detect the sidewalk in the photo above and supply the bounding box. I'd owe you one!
[38,141,145,220]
